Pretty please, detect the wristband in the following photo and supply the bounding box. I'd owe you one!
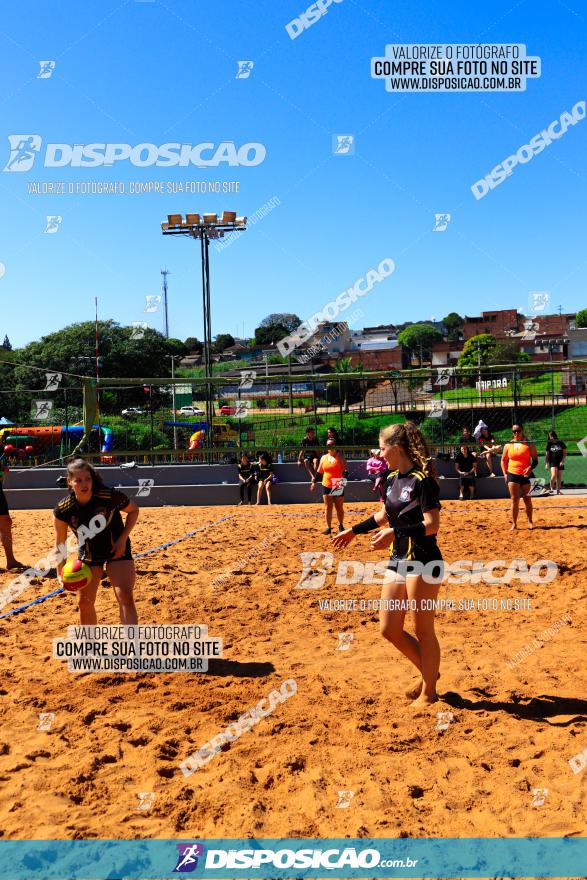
[351,515,378,535]
[531,458,538,469]
[395,521,426,539]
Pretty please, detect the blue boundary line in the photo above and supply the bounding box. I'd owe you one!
[0,515,235,621]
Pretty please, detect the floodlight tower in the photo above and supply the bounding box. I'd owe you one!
[161,212,247,444]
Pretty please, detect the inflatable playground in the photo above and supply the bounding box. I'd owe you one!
[0,424,114,462]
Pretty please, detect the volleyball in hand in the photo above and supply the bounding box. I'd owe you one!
[62,559,92,592]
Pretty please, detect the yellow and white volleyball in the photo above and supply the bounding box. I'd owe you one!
[62,559,92,592]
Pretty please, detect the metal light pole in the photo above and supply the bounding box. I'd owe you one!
[167,354,181,453]
[162,212,247,448]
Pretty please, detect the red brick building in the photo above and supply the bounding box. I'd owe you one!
[463,309,520,340]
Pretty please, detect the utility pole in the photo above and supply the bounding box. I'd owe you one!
[161,268,170,338]
[168,355,180,453]
[477,340,482,404]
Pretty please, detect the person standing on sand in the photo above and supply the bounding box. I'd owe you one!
[0,453,26,571]
[333,422,443,707]
[54,458,139,625]
[545,430,567,495]
[317,438,347,535]
[501,424,538,530]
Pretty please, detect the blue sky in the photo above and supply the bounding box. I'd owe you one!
[0,0,586,350]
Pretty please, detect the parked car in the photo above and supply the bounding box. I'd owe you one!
[121,407,145,417]
[179,405,205,416]
[219,404,237,416]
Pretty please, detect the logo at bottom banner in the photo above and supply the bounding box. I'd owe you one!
[180,845,386,871]
[173,843,205,872]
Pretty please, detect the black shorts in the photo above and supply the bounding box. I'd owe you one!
[507,473,531,486]
[82,539,133,569]
[0,489,8,516]
[387,548,444,579]
[459,475,475,487]
[322,486,344,497]
[303,451,318,462]
[549,463,564,471]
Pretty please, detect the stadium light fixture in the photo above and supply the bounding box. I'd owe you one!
[161,211,248,446]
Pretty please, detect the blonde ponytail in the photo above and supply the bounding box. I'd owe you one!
[379,421,438,482]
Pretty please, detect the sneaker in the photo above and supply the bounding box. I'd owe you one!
[322,527,332,535]
[338,524,345,533]
[489,472,496,478]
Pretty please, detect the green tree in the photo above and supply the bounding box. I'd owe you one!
[259,313,301,333]
[184,337,203,353]
[10,321,184,419]
[166,337,188,357]
[398,323,443,366]
[328,357,363,413]
[442,312,464,342]
[457,334,497,368]
[458,334,530,369]
[1,335,12,350]
[213,333,235,353]
[575,308,587,328]
[254,323,289,345]
[489,341,531,365]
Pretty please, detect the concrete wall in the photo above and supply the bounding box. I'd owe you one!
[3,458,508,509]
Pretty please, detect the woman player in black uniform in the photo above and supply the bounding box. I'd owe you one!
[333,422,442,706]
[53,458,139,625]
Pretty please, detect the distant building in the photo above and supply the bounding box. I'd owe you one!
[568,326,587,359]
[221,342,251,360]
[179,352,203,368]
[430,340,463,366]
[463,309,520,340]
[515,313,574,362]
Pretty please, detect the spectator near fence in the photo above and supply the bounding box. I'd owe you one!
[297,426,320,493]
[459,426,474,445]
[475,423,502,478]
[237,452,255,505]
[455,445,477,501]
[545,430,567,495]
[366,448,389,502]
[255,452,274,506]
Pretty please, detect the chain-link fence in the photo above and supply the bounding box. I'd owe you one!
[1,362,586,480]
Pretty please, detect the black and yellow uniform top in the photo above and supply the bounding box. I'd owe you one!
[54,487,131,565]
[257,462,273,482]
[384,468,442,562]
[238,462,254,480]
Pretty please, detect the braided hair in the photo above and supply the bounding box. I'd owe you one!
[379,421,439,482]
